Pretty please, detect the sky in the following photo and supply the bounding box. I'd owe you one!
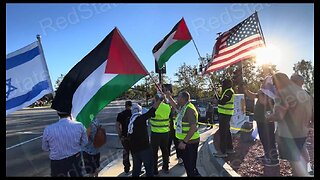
[6,3,314,88]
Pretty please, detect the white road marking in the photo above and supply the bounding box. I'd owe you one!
[6,135,43,151]
[106,133,118,136]
[101,122,116,126]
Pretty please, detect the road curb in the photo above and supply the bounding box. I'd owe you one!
[207,135,240,177]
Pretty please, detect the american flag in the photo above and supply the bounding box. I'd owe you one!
[204,12,265,73]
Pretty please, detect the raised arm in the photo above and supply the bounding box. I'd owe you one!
[244,87,257,101]
[163,90,178,112]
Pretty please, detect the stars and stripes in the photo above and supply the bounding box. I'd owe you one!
[205,12,265,73]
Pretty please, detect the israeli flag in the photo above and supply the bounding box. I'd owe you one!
[6,41,53,116]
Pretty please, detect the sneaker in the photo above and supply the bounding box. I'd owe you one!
[226,149,236,154]
[262,158,279,166]
[213,152,228,158]
[124,167,130,174]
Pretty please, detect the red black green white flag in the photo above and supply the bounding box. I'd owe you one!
[152,17,192,69]
[51,27,148,128]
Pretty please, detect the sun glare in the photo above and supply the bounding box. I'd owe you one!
[254,43,282,66]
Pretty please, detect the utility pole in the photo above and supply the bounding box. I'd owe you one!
[155,60,166,90]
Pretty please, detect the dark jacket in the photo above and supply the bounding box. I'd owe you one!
[129,107,156,153]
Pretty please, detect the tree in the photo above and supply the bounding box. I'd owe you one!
[293,59,314,95]
[54,74,65,91]
[174,63,206,99]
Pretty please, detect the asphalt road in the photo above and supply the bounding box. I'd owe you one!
[6,100,133,177]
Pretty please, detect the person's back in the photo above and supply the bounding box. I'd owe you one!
[117,109,132,137]
[129,112,152,153]
[128,100,162,177]
[82,118,103,177]
[43,118,87,160]
[42,112,87,177]
[277,84,312,138]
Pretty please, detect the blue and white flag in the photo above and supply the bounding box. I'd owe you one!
[6,41,53,116]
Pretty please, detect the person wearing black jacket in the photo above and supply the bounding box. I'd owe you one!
[127,95,162,177]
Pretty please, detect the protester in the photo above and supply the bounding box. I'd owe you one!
[150,96,171,175]
[128,97,162,177]
[82,118,102,177]
[205,102,214,129]
[245,76,280,167]
[214,79,236,158]
[42,111,88,177]
[266,72,313,176]
[167,106,184,166]
[164,90,201,177]
[115,101,132,174]
[290,73,314,175]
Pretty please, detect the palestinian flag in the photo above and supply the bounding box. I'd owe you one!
[152,17,192,69]
[51,28,148,128]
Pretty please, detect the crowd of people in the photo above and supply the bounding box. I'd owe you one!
[41,72,313,177]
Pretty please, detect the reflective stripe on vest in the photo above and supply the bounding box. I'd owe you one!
[175,102,200,140]
[218,88,235,115]
[150,102,171,133]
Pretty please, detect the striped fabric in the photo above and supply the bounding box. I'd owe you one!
[6,41,53,115]
[205,12,265,73]
[42,118,88,160]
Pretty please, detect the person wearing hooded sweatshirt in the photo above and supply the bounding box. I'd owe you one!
[266,72,313,177]
[127,96,162,177]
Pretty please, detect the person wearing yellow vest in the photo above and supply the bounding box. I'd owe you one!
[214,79,236,158]
[167,106,183,166]
[164,90,201,177]
[150,94,171,175]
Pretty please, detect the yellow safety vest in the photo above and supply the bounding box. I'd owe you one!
[218,88,235,115]
[150,102,171,133]
[175,102,200,140]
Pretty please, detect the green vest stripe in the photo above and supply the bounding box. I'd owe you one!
[151,102,171,133]
[217,106,234,110]
[218,88,235,115]
[150,118,169,122]
[150,124,169,128]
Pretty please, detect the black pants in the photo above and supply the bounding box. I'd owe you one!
[181,142,201,177]
[218,114,233,154]
[256,121,279,160]
[120,137,131,171]
[82,151,100,174]
[168,129,183,159]
[151,132,169,174]
[206,111,213,125]
[132,147,154,177]
[50,152,83,177]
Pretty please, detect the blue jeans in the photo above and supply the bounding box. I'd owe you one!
[256,121,279,160]
[132,147,154,177]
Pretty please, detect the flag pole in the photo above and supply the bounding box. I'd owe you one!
[148,73,162,93]
[207,73,220,99]
[36,34,54,96]
[192,39,202,60]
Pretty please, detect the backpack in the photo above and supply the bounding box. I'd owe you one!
[92,124,107,148]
